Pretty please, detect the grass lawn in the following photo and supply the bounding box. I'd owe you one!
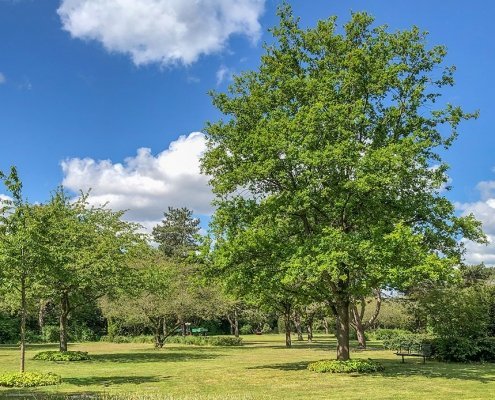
[0,334,494,399]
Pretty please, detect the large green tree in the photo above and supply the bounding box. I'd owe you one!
[202,6,484,360]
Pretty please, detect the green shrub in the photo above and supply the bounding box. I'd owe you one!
[308,359,384,373]
[382,332,431,350]
[41,325,60,343]
[0,372,62,387]
[166,336,243,346]
[208,337,243,346]
[34,351,90,361]
[240,324,253,335]
[369,328,412,341]
[431,337,495,362]
[261,323,272,334]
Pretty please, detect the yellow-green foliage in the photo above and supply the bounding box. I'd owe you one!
[33,350,90,361]
[0,372,61,387]
[308,359,384,373]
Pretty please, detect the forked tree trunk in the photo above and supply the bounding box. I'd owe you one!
[59,292,70,352]
[294,313,303,341]
[350,291,382,349]
[322,318,329,335]
[154,318,165,348]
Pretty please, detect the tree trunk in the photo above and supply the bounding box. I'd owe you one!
[234,308,239,338]
[20,274,26,373]
[294,313,303,341]
[322,318,329,335]
[350,291,382,349]
[307,319,314,342]
[154,318,165,348]
[59,292,70,352]
[38,299,49,330]
[181,321,186,336]
[353,317,367,349]
[334,300,350,361]
[283,304,292,348]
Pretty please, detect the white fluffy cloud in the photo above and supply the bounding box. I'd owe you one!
[57,0,265,66]
[0,72,5,84]
[457,178,495,266]
[61,132,213,230]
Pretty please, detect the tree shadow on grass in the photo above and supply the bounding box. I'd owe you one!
[90,351,218,363]
[249,357,495,383]
[64,375,168,386]
[376,358,495,383]
[248,361,310,371]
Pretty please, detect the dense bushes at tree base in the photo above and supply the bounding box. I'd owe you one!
[308,359,384,373]
[33,351,90,361]
[431,337,495,362]
[0,372,62,387]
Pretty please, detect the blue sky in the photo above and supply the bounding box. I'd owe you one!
[0,0,494,262]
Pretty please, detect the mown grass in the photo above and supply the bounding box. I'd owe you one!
[0,334,494,399]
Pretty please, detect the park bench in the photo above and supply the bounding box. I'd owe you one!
[395,342,431,364]
[191,327,208,336]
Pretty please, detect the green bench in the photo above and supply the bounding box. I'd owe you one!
[191,327,208,336]
[396,342,432,364]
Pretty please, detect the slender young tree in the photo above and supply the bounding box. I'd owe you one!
[0,167,48,372]
[202,5,485,360]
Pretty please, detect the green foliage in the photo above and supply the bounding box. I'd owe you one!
[0,313,19,343]
[240,324,253,335]
[424,285,493,339]
[152,207,200,259]
[369,328,412,341]
[202,4,484,360]
[0,372,62,387]
[375,300,415,330]
[431,337,495,363]
[308,359,384,373]
[41,325,60,343]
[165,335,243,346]
[208,336,243,346]
[33,351,90,361]
[382,332,432,350]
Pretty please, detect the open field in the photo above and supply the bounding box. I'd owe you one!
[0,335,494,399]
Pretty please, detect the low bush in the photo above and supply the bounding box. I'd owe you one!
[0,372,62,387]
[431,337,495,362]
[33,351,90,361]
[208,337,243,346]
[100,335,154,344]
[240,324,253,335]
[166,336,243,346]
[382,332,432,350]
[308,359,384,373]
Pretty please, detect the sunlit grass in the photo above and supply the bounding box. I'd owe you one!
[0,334,494,399]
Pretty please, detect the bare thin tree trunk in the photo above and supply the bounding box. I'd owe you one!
[233,308,239,338]
[59,292,70,352]
[283,303,292,348]
[20,273,26,373]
